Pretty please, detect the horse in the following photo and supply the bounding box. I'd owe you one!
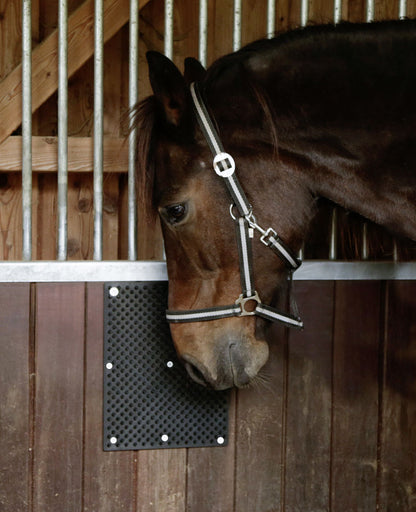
[136,19,416,390]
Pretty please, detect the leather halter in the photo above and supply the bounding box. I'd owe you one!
[165,82,303,329]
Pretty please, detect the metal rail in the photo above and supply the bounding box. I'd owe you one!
[0,261,414,283]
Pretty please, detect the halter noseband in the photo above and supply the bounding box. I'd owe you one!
[165,83,303,329]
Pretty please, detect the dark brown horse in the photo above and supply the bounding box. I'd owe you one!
[136,20,416,390]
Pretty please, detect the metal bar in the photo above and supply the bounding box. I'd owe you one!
[329,208,337,260]
[0,261,415,283]
[266,0,275,39]
[233,0,242,51]
[366,0,374,22]
[198,0,208,67]
[334,0,342,24]
[93,0,104,261]
[399,0,407,19]
[301,0,309,27]
[164,0,174,59]
[57,0,68,261]
[128,0,139,261]
[22,0,32,261]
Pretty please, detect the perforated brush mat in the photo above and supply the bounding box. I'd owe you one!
[103,282,229,451]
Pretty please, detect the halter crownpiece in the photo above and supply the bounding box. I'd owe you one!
[165,82,303,329]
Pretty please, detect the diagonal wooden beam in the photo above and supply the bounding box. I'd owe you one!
[0,0,150,145]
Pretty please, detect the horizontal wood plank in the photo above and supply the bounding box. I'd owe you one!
[0,136,128,172]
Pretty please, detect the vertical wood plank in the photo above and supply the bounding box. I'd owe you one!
[136,449,187,512]
[284,281,334,511]
[0,283,30,510]
[234,322,287,512]
[186,392,236,512]
[379,282,416,511]
[331,281,381,510]
[83,283,136,511]
[33,283,85,512]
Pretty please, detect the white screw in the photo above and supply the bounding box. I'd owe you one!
[166,361,174,368]
[106,362,113,370]
[109,287,119,297]
[217,436,225,445]
[161,434,169,442]
[110,436,117,444]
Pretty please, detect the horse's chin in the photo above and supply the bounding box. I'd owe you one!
[172,322,269,390]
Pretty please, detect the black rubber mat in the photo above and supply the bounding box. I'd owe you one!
[103,282,229,451]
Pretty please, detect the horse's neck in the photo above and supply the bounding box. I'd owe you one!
[300,148,416,241]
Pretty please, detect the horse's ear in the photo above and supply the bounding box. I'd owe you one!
[146,51,190,128]
[184,57,206,85]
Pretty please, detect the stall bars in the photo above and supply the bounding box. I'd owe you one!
[7,0,415,283]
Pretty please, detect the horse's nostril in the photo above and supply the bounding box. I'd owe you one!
[184,362,209,387]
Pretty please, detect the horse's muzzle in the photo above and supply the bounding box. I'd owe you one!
[181,336,268,390]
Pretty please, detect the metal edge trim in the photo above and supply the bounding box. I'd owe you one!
[0,261,415,283]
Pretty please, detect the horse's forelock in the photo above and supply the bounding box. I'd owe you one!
[132,95,158,219]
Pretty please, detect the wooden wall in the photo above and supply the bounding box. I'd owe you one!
[1,0,416,261]
[0,280,415,511]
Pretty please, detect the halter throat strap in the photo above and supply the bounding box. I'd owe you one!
[165,82,303,329]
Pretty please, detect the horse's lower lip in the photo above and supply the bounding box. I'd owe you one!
[184,362,209,387]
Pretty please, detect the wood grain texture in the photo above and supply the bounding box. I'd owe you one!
[0,0,145,144]
[186,392,236,512]
[33,283,85,512]
[331,281,381,510]
[234,322,287,512]
[0,283,30,511]
[379,282,416,511]
[284,281,334,511]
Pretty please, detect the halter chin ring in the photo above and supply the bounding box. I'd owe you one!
[235,292,261,316]
[213,152,235,177]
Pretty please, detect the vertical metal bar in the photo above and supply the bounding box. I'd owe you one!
[361,0,374,260]
[57,0,68,261]
[22,0,32,261]
[198,0,208,67]
[366,0,374,22]
[128,0,139,261]
[266,0,275,39]
[301,0,309,27]
[329,208,338,260]
[334,0,342,24]
[93,0,104,261]
[399,0,407,19]
[233,0,242,51]
[164,0,174,59]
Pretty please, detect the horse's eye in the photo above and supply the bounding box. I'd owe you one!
[163,203,188,224]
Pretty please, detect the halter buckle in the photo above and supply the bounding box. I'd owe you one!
[235,292,261,316]
[260,227,278,246]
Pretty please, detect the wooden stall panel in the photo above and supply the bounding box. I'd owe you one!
[234,323,287,512]
[33,284,85,512]
[379,282,416,511]
[284,282,334,511]
[331,281,381,511]
[186,393,236,512]
[0,284,30,511]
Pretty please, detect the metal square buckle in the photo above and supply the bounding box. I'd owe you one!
[260,227,278,246]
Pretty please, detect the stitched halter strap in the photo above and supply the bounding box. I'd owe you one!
[165,82,303,329]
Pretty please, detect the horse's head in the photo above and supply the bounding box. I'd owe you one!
[137,51,313,390]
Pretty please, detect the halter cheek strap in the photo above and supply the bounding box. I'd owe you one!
[165,82,303,329]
